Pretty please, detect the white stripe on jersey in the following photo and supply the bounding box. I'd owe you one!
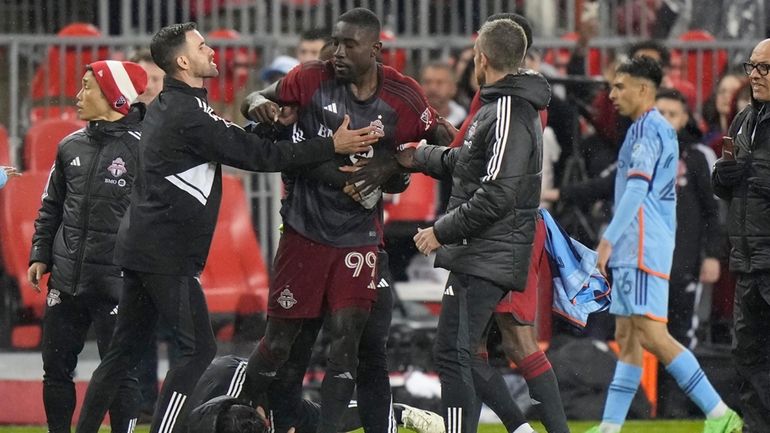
[483,96,512,181]
[164,162,216,206]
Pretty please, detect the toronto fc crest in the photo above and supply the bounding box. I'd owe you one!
[277,288,297,309]
[47,289,61,307]
[108,157,127,177]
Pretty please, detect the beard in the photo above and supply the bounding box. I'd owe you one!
[196,60,219,79]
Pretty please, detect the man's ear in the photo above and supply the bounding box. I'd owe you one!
[176,54,189,71]
[372,41,382,58]
[478,52,488,71]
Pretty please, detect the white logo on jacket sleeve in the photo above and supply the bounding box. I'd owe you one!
[164,162,216,206]
[195,97,242,129]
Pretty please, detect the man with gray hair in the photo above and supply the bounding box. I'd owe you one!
[395,18,550,433]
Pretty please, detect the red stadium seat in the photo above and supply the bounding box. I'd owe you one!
[29,23,109,123]
[0,172,51,347]
[0,124,10,166]
[543,31,603,77]
[206,29,256,104]
[674,30,727,106]
[24,118,84,172]
[29,106,80,125]
[384,173,437,223]
[199,175,269,326]
[380,30,407,73]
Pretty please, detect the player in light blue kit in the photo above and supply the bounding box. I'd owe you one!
[586,57,742,433]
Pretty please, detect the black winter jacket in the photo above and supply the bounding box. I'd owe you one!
[415,72,550,291]
[713,100,770,273]
[115,77,336,276]
[187,395,243,433]
[30,105,144,299]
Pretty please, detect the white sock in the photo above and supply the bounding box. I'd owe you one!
[512,423,535,433]
[706,400,728,419]
[599,422,622,433]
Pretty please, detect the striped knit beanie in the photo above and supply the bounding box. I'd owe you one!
[89,60,148,115]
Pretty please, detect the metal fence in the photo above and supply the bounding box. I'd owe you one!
[4,0,765,40]
[0,33,758,261]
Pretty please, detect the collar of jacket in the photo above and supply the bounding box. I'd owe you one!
[748,98,770,124]
[162,76,209,100]
[480,69,551,110]
[86,103,145,139]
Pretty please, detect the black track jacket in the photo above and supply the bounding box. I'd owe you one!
[414,72,551,291]
[30,105,144,299]
[114,77,336,276]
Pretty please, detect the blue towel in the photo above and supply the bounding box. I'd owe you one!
[540,208,611,327]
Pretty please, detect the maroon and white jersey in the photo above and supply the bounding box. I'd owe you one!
[277,61,437,247]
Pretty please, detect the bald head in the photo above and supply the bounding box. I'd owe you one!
[748,38,770,102]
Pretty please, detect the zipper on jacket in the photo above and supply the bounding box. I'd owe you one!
[740,137,753,267]
[71,138,105,294]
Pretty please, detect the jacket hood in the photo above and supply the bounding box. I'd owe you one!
[480,70,551,110]
[87,103,145,138]
[187,396,240,433]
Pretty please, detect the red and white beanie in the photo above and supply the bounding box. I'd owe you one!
[89,60,148,115]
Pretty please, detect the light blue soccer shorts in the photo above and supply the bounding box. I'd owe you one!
[610,267,669,322]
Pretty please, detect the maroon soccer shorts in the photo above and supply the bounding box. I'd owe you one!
[268,226,378,319]
[495,215,547,325]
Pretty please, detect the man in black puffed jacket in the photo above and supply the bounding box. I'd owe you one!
[29,59,148,433]
[397,19,550,433]
[712,38,770,433]
[75,22,378,433]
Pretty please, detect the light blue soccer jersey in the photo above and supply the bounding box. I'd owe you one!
[611,108,678,278]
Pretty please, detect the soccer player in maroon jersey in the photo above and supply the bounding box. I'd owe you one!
[239,8,445,433]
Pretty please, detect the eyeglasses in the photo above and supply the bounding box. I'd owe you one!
[743,62,770,76]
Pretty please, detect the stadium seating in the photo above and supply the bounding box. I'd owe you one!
[543,31,603,77]
[24,118,84,172]
[0,124,9,166]
[199,174,269,339]
[384,173,437,223]
[380,30,407,73]
[674,30,727,106]
[206,29,256,104]
[29,23,108,124]
[0,172,50,347]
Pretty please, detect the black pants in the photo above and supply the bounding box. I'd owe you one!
[42,290,140,433]
[135,325,180,417]
[433,272,507,433]
[668,277,700,349]
[75,270,217,433]
[733,272,770,433]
